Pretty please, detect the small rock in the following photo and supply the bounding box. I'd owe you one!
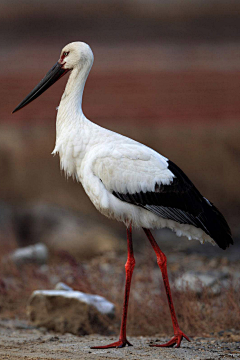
[174,271,230,295]
[54,282,73,291]
[10,243,48,265]
[27,290,115,335]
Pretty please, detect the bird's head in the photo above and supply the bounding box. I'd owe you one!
[12,41,93,113]
[59,42,94,71]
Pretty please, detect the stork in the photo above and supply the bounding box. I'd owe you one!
[13,42,233,349]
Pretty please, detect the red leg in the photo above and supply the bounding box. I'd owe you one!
[91,225,135,349]
[143,228,190,348]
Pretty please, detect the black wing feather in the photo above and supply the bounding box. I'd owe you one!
[112,160,233,250]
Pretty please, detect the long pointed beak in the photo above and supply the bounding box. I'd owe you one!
[12,62,69,113]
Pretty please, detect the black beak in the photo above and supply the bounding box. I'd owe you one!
[12,62,69,113]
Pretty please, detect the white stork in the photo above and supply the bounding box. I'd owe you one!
[13,42,233,349]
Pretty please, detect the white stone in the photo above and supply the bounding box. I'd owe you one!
[31,290,115,316]
[174,271,230,294]
[10,243,48,265]
[27,289,115,335]
[54,282,73,291]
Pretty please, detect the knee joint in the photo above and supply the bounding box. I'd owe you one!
[125,257,135,272]
[157,253,167,268]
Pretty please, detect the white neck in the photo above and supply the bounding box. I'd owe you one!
[58,58,93,119]
[53,56,94,178]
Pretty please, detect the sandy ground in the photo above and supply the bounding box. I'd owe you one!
[0,228,239,360]
[0,320,239,360]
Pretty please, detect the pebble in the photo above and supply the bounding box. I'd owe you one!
[10,243,48,265]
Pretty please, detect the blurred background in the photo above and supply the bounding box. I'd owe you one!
[0,0,240,337]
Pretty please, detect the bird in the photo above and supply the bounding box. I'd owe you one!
[13,42,233,349]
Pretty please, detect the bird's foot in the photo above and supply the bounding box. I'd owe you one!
[150,330,190,348]
[91,338,133,349]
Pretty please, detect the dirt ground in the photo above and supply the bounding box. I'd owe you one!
[0,237,239,360]
[0,319,239,360]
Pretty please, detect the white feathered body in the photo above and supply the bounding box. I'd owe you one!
[49,41,219,246]
[52,105,214,245]
[12,41,232,266]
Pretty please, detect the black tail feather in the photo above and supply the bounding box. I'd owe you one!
[198,200,233,250]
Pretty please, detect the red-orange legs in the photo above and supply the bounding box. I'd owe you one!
[91,224,135,349]
[143,228,190,348]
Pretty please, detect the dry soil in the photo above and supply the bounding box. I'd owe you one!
[0,320,239,360]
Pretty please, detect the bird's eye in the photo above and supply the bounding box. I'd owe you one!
[63,51,69,57]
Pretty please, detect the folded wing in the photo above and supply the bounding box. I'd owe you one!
[93,144,233,250]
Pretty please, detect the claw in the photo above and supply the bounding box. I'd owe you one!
[150,330,190,348]
[91,339,133,349]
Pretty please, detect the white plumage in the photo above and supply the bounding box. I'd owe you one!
[13,41,232,349]
[50,42,213,245]
[54,122,212,243]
